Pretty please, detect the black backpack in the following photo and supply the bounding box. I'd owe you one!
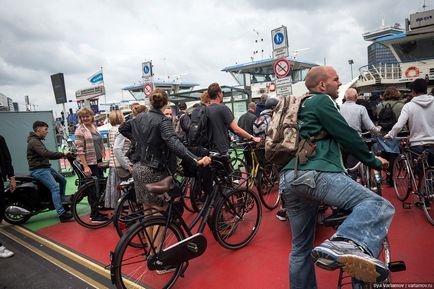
[378,103,398,131]
[187,105,210,147]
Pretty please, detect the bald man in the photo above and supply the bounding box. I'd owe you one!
[341,88,380,135]
[279,66,393,288]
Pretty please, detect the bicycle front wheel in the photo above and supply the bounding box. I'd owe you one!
[111,217,184,289]
[72,179,112,229]
[256,165,280,210]
[392,157,412,201]
[212,188,262,250]
[421,168,434,225]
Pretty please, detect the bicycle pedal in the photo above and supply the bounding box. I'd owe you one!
[389,261,406,272]
[402,202,412,209]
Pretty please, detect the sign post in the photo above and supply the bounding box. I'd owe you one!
[142,61,154,98]
[271,26,291,97]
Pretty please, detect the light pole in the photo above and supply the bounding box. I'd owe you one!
[348,59,354,79]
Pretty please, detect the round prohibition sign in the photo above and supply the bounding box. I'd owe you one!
[273,58,290,78]
[144,83,153,97]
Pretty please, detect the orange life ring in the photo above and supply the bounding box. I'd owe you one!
[405,66,420,78]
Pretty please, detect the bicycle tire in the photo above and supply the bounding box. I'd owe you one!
[256,165,280,210]
[180,177,195,213]
[189,177,209,213]
[421,168,434,225]
[71,179,112,229]
[392,157,411,201]
[211,188,262,250]
[113,191,143,243]
[111,217,184,289]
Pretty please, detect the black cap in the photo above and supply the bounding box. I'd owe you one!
[409,78,428,94]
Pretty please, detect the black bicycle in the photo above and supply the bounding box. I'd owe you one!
[110,152,262,289]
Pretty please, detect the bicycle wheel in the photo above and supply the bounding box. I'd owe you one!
[180,177,195,213]
[113,191,143,242]
[211,188,262,250]
[190,178,208,213]
[256,165,280,210]
[111,217,184,289]
[230,157,247,177]
[72,179,113,229]
[421,168,434,225]
[392,157,411,201]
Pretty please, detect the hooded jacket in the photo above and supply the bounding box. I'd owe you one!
[387,94,434,146]
[27,132,64,170]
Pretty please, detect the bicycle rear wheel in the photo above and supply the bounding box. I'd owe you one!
[392,157,412,201]
[113,191,144,244]
[72,179,112,229]
[211,188,262,250]
[180,177,195,213]
[421,168,434,225]
[256,165,280,210]
[111,217,184,289]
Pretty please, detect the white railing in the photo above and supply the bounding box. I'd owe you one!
[358,63,402,83]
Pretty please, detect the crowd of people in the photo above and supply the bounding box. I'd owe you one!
[0,68,433,289]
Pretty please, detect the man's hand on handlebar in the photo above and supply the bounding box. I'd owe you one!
[376,156,389,170]
[197,156,211,167]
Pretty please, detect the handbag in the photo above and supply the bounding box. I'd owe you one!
[116,166,131,179]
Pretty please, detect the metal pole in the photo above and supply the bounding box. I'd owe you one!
[350,63,354,79]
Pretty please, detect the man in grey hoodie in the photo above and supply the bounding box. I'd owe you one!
[385,78,434,166]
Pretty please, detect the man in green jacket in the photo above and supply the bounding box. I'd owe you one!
[280,66,393,288]
[27,121,73,222]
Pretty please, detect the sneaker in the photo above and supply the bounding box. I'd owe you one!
[90,213,110,223]
[59,211,74,223]
[156,267,176,275]
[276,209,288,221]
[311,239,389,283]
[0,246,14,258]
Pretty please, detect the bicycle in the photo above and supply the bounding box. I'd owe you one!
[234,141,280,210]
[392,137,434,225]
[110,152,262,289]
[70,160,113,229]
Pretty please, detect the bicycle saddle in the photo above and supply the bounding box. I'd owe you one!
[144,176,173,194]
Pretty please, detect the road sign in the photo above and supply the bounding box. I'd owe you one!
[271,26,289,59]
[275,77,292,97]
[273,58,291,78]
[142,61,153,78]
[144,83,153,97]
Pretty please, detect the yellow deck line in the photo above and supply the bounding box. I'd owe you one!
[4,225,145,289]
[0,228,106,289]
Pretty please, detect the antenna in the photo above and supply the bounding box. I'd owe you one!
[291,48,311,59]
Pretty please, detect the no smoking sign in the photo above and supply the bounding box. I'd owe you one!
[273,58,290,78]
[144,83,153,97]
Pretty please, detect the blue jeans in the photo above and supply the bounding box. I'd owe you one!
[31,167,67,216]
[279,170,395,289]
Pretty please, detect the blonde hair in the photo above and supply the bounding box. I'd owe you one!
[77,107,95,124]
[108,110,125,126]
[200,91,210,105]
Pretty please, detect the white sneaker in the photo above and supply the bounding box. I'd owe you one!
[0,246,14,258]
[156,267,176,274]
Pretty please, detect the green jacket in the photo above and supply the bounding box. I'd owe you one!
[283,93,382,172]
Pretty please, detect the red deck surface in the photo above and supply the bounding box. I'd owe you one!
[36,186,434,288]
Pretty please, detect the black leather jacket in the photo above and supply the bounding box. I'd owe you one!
[120,109,198,172]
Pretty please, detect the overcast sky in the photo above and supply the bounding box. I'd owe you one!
[0,0,432,114]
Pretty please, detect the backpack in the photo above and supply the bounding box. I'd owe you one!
[187,106,210,147]
[253,111,272,138]
[265,94,326,171]
[175,112,191,142]
[377,102,397,132]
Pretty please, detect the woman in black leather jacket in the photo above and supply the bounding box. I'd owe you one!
[128,89,210,213]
